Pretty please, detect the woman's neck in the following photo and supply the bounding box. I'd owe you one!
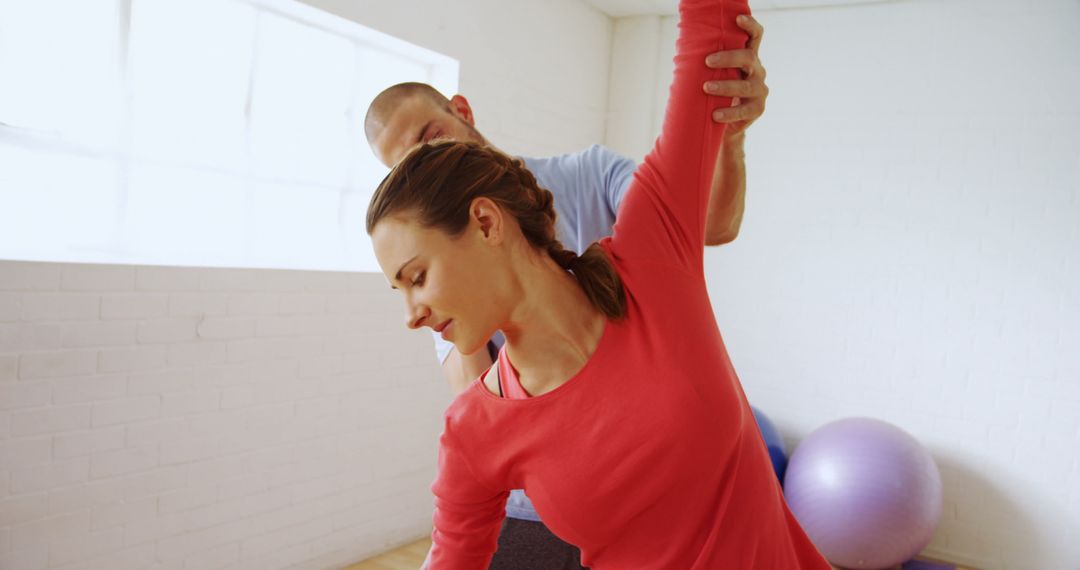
[499,254,606,397]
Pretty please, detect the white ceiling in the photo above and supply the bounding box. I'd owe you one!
[582,0,900,17]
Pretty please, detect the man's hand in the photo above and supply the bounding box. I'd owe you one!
[703,14,768,137]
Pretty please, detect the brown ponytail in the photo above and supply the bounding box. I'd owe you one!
[367,140,627,320]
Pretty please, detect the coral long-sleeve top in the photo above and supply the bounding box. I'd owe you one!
[426,0,831,567]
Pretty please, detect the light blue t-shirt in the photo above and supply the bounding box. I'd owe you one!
[430,144,636,522]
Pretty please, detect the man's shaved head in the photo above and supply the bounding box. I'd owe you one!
[364,82,452,146]
[364,82,487,167]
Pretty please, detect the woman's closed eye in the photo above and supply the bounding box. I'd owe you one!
[411,271,426,287]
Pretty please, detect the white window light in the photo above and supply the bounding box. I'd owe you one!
[0,0,459,272]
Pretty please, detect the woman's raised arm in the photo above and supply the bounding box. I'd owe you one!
[610,0,751,272]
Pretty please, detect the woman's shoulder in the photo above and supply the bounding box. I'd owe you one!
[444,373,504,430]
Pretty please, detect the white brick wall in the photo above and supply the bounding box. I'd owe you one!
[0,261,449,569]
[608,0,1080,568]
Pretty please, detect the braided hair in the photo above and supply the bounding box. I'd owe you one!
[367,140,627,320]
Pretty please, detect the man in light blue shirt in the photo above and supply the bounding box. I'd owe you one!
[364,15,768,568]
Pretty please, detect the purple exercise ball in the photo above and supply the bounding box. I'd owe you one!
[783,418,942,569]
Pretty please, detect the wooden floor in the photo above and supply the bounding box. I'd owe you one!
[343,537,975,570]
[343,538,431,570]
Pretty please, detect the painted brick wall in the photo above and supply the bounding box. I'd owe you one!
[606,0,1080,567]
[0,261,450,569]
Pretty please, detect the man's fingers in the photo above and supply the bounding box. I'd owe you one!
[705,16,768,126]
[736,14,764,52]
[712,105,750,124]
[712,98,765,124]
[705,48,755,72]
[704,79,767,99]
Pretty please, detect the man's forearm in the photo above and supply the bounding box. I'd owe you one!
[704,131,747,246]
[441,347,494,395]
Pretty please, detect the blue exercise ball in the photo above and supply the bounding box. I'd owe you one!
[750,406,788,484]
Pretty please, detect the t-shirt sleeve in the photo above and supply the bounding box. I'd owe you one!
[428,420,508,568]
[584,144,637,218]
[609,0,750,274]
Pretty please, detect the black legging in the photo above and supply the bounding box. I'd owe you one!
[489,518,588,570]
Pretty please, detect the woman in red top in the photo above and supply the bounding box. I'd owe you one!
[366,0,831,567]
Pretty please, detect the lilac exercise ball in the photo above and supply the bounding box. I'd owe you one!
[783,418,942,569]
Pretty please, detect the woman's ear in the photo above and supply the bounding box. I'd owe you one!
[469,197,503,243]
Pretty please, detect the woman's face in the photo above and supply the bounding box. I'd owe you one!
[371,213,503,357]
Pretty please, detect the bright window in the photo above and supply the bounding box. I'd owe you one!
[0,0,458,271]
